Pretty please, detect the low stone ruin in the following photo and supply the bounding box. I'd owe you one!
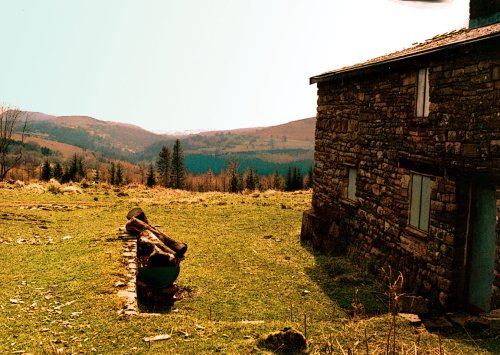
[125,208,187,308]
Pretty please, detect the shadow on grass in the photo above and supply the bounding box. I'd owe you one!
[302,243,388,318]
[138,285,196,314]
[302,243,500,353]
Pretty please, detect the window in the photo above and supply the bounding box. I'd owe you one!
[416,68,430,117]
[409,174,431,231]
[347,167,357,201]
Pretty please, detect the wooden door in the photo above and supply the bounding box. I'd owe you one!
[467,186,496,312]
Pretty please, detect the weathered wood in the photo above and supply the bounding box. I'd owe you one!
[138,231,177,267]
[126,207,150,224]
[138,230,176,256]
[127,217,187,256]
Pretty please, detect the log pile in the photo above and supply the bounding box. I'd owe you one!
[125,207,187,295]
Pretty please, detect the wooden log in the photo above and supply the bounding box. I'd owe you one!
[126,207,150,224]
[127,217,187,256]
[138,230,176,256]
[138,231,177,266]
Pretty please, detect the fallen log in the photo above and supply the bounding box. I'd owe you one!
[138,231,177,267]
[126,217,187,257]
[126,207,151,224]
[138,230,177,256]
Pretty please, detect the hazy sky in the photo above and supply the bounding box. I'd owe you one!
[1,0,469,133]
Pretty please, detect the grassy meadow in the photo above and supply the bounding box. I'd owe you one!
[0,182,498,354]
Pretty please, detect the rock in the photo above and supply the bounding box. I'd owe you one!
[447,313,490,330]
[258,327,307,354]
[396,295,429,314]
[424,317,453,331]
[143,334,171,342]
[398,313,422,324]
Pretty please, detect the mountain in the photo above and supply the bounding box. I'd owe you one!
[28,115,166,160]
[23,112,316,175]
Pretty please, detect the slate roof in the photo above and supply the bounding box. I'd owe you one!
[310,22,500,84]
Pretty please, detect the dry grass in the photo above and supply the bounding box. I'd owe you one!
[0,183,497,354]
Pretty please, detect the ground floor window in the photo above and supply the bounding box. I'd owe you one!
[409,173,431,231]
[348,167,357,201]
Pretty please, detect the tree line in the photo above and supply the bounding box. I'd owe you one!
[1,106,313,191]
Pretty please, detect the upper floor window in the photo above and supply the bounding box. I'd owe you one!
[409,173,431,231]
[416,68,430,117]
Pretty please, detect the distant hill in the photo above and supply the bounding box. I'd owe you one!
[22,112,316,175]
[28,115,166,160]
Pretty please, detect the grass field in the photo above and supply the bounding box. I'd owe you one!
[0,183,498,354]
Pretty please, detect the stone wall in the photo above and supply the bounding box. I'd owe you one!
[304,39,500,310]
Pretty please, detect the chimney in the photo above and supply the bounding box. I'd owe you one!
[469,0,500,28]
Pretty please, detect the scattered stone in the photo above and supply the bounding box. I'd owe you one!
[447,313,490,330]
[302,290,310,296]
[396,295,429,314]
[241,320,265,325]
[9,299,18,304]
[114,281,126,288]
[482,309,500,320]
[423,317,454,331]
[143,334,171,342]
[63,235,73,240]
[398,313,422,324]
[258,327,307,354]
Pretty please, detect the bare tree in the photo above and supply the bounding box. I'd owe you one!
[0,104,28,181]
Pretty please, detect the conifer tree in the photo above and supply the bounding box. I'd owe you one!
[94,168,100,183]
[69,154,79,182]
[156,145,172,187]
[53,162,63,181]
[41,160,52,181]
[227,160,242,193]
[146,163,156,187]
[116,163,123,186]
[171,139,185,189]
[109,162,116,185]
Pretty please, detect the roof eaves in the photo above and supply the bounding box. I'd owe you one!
[310,30,500,85]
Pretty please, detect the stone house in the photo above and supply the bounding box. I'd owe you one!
[302,4,500,312]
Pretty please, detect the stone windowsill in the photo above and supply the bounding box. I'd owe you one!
[404,225,429,239]
[339,198,360,208]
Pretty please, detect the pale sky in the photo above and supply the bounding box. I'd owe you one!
[1,0,469,133]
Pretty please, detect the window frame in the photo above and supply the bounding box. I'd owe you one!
[416,68,430,118]
[409,173,431,232]
[347,167,357,201]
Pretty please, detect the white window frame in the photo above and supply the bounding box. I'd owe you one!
[416,68,430,117]
[409,173,431,232]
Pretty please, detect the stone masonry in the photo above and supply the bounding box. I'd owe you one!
[302,26,500,312]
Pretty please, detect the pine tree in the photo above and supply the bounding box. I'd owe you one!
[272,171,282,191]
[61,166,71,183]
[227,160,242,193]
[69,154,79,182]
[109,162,116,185]
[245,168,259,191]
[78,157,85,179]
[94,168,100,183]
[156,145,172,187]
[286,166,293,191]
[53,162,63,181]
[41,160,52,181]
[171,139,185,189]
[146,163,156,187]
[306,165,314,189]
[116,163,123,186]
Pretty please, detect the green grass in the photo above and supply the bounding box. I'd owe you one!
[0,184,498,354]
